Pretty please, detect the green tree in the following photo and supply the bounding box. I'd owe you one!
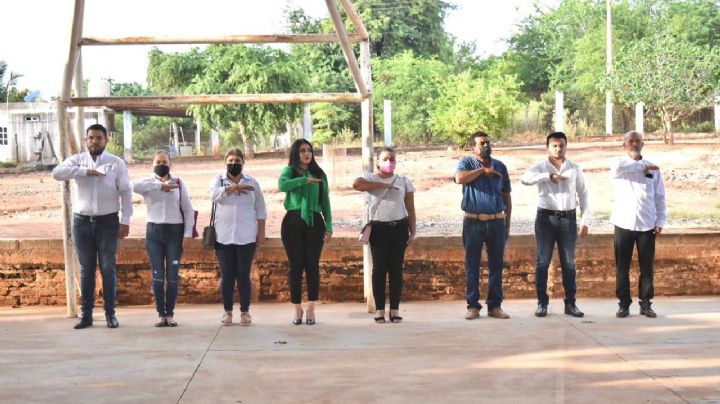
[373,51,451,144]
[147,47,207,94]
[186,45,308,157]
[0,61,28,102]
[608,33,720,144]
[430,65,522,145]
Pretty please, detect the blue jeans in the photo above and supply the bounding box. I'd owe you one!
[72,213,119,318]
[462,218,506,310]
[146,222,184,317]
[534,209,577,306]
[215,242,257,312]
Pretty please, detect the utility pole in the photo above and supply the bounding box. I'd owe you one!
[606,0,613,135]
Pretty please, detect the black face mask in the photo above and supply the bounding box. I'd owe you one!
[154,164,170,178]
[227,163,243,176]
[480,145,492,158]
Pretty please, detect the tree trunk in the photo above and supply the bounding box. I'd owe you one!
[239,123,254,159]
[661,114,674,145]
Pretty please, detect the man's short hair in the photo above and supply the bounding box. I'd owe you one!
[86,123,107,137]
[624,130,642,143]
[468,131,490,147]
[546,131,567,147]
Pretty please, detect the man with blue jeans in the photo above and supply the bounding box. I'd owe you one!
[521,132,589,318]
[455,132,512,320]
[53,124,133,329]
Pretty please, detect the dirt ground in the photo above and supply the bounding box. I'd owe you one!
[1,138,719,239]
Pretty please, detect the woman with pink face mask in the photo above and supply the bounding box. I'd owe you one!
[352,146,416,323]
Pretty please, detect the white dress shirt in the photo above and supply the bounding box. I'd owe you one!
[209,173,267,245]
[520,157,591,226]
[133,175,195,237]
[609,155,667,231]
[52,151,133,225]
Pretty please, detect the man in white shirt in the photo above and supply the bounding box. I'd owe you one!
[52,124,133,329]
[610,131,666,318]
[521,132,589,318]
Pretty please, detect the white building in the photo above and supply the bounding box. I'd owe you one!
[0,103,108,164]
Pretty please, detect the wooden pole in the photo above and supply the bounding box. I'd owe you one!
[325,0,369,98]
[74,48,85,155]
[58,0,85,318]
[70,93,365,107]
[338,0,369,39]
[606,0,613,135]
[359,40,375,313]
[81,33,364,46]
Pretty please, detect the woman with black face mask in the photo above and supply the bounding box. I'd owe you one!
[133,151,195,327]
[209,148,267,326]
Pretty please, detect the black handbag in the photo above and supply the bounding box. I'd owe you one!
[203,200,217,250]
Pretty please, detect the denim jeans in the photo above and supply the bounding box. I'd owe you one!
[462,218,506,310]
[534,209,578,306]
[146,222,184,317]
[369,218,409,311]
[614,226,655,309]
[72,213,120,318]
[215,242,257,312]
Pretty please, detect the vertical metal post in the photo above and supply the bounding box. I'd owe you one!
[383,99,392,146]
[122,110,133,161]
[635,102,644,134]
[195,118,201,155]
[554,91,564,132]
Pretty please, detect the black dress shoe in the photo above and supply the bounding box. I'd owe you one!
[616,307,630,318]
[106,314,119,328]
[564,303,584,318]
[640,305,657,318]
[74,317,93,329]
[535,304,547,317]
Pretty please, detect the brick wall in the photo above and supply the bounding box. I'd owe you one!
[1,234,719,307]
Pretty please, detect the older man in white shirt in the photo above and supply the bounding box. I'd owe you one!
[52,124,133,329]
[521,132,589,318]
[610,131,666,318]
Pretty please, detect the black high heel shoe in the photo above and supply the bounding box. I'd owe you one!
[389,310,403,323]
[306,311,315,325]
[293,310,303,325]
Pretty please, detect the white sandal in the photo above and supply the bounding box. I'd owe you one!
[221,311,232,326]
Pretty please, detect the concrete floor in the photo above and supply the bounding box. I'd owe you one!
[1,297,719,404]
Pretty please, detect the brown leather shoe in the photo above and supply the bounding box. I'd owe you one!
[487,307,510,319]
[464,308,480,320]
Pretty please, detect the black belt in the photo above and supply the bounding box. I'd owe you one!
[370,218,408,227]
[74,212,118,222]
[538,208,575,218]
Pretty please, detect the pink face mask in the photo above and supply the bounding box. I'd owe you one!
[379,160,396,174]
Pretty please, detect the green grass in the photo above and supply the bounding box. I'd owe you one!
[0,162,18,168]
[669,209,720,221]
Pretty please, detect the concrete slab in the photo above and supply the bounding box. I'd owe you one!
[1,298,718,403]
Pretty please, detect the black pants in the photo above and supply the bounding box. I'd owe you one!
[215,242,257,312]
[614,226,656,308]
[281,211,325,304]
[369,218,409,311]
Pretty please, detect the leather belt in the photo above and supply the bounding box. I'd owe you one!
[464,212,506,221]
[74,212,118,222]
[538,208,575,218]
[370,218,408,227]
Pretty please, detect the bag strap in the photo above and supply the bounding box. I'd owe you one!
[209,177,221,227]
[176,177,185,220]
[368,175,397,221]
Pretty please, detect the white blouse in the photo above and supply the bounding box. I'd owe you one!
[209,173,267,246]
[362,173,415,222]
[133,175,195,237]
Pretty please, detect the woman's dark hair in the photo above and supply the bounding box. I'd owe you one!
[288,139,326,179]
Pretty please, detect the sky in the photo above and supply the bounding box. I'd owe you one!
[1,0,560,99]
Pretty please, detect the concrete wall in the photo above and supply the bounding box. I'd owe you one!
[1,234,718,307]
